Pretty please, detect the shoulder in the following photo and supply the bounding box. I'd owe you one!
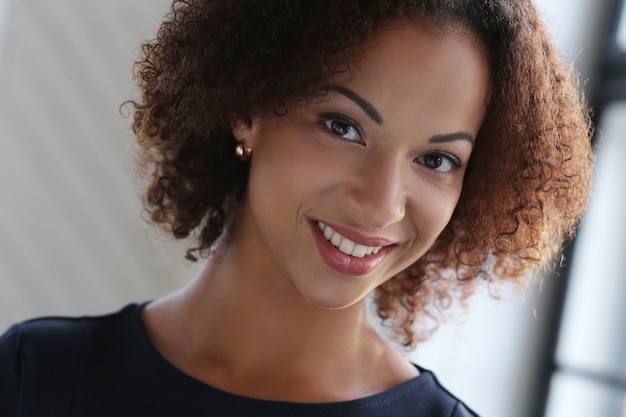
[319,366,479,417]
[1,303,142,354]
[0,304,144,414]
[411,367,480,417]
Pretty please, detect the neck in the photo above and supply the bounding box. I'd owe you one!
[143,242,403,402]
[142,210,418,402]
[183,244,381,370]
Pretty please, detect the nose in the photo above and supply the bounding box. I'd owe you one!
[345,154,407,229]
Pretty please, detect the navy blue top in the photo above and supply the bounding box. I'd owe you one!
[0,304,478,416]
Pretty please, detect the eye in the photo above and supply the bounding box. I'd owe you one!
[320,114,363,143]
[415,152,461,173]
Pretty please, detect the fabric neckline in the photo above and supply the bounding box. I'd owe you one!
[129,302,433,409]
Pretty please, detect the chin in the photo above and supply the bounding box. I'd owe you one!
[300,285,370,311]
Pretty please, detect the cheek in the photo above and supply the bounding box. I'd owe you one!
[409,182,463,236]
[252,133,349,200]
[247,131,333,223]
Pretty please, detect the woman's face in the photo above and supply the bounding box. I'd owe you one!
[234,20,490,309]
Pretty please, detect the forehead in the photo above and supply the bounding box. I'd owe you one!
[348,17,488,81]
[323,18,491,136]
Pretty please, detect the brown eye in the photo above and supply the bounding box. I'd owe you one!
[415,152,460,173]
[423,154,444,169]
[329,120,352,137]
[320,114,363,142]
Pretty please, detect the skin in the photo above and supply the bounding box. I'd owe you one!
[142,19,491,403]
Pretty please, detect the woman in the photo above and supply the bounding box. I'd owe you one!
[0,0,593,415]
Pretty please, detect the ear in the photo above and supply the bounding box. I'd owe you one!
[230,117,254,145]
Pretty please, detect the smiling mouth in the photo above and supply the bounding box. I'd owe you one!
[316,222,383,258]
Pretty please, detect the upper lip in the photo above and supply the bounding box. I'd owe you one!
[313,220,396,248]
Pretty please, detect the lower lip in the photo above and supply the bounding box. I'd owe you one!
[310,222,391,276]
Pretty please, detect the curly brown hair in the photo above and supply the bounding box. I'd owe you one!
[128,0,594,347]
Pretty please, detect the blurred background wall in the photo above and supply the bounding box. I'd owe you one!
[0,1,622,416]
[0,0,193,325]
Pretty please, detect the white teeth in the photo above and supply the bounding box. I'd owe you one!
[339,239,355,255]
[352,244,368,258]
[317,222,383,258]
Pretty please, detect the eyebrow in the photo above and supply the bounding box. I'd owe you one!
[325,85,475,145]
[429,132,475,146]
[326,85,384,125]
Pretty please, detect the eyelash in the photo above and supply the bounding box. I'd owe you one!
[319,112,463,173]
[414,152,462,173]
[319,113,364,143]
